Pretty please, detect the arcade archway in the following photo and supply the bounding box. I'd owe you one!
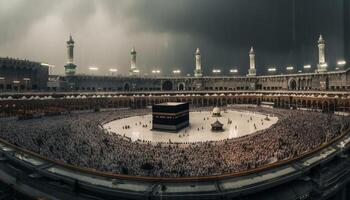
[162,81,173,91]
[288,79,297,90]
[178,82,185,91]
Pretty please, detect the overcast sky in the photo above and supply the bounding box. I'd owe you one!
[0,0,346,75]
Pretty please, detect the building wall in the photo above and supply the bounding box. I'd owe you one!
[57,69,350,92]
[0,58,48,91]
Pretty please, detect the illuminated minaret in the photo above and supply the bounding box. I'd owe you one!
[194,48,203,77]
[317,34,327,73]
[247,47,256,76]
[64,35,77,76]
[129,47,138,76]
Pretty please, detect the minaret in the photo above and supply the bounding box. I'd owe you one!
[129,47,138,75]
[194,48,203,77]
[67,35,74,63]
[64,35,77,76]
[317,34,327,73]
[247,47,256,76]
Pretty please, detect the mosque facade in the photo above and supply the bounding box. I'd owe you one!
[0,34,349,93]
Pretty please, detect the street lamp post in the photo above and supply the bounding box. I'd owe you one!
[286,66,294,73]
[89,67,99,75]
[337,60,346,70]
[173,70,181,76]
[303,64,311,73]
[267,67,276,74]
[230,69,238,75]
[109,68,118,76]
[151,69,161,76]
[212,69,221,76]
[132,69,140,75]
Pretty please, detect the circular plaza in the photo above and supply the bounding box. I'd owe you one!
[103,110,278,143]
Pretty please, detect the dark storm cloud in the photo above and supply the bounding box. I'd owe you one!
[117,0,297,74]
[127,0,294,49]
[0,0,97,44]
[0,0,55,45]
[0,0,347,75]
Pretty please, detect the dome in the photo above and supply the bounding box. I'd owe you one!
[213,107,221,114]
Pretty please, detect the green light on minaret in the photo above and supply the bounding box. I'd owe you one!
[64,35,77,76]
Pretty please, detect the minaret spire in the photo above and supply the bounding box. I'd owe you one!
[247,46,256,76]
[129,46,139,76]
[64,35,77,76]
[317,34,327,73]
[194,48,203,77]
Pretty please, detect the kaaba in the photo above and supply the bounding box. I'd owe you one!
[152,102,189,132]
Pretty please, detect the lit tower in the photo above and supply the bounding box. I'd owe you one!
[247,47,256,76]
[129,47,138,76]
[64,35,77,76]
[317,34,327,73]
[194,48,203,77]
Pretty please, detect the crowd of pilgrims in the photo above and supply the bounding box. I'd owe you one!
[0,106,349,177]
